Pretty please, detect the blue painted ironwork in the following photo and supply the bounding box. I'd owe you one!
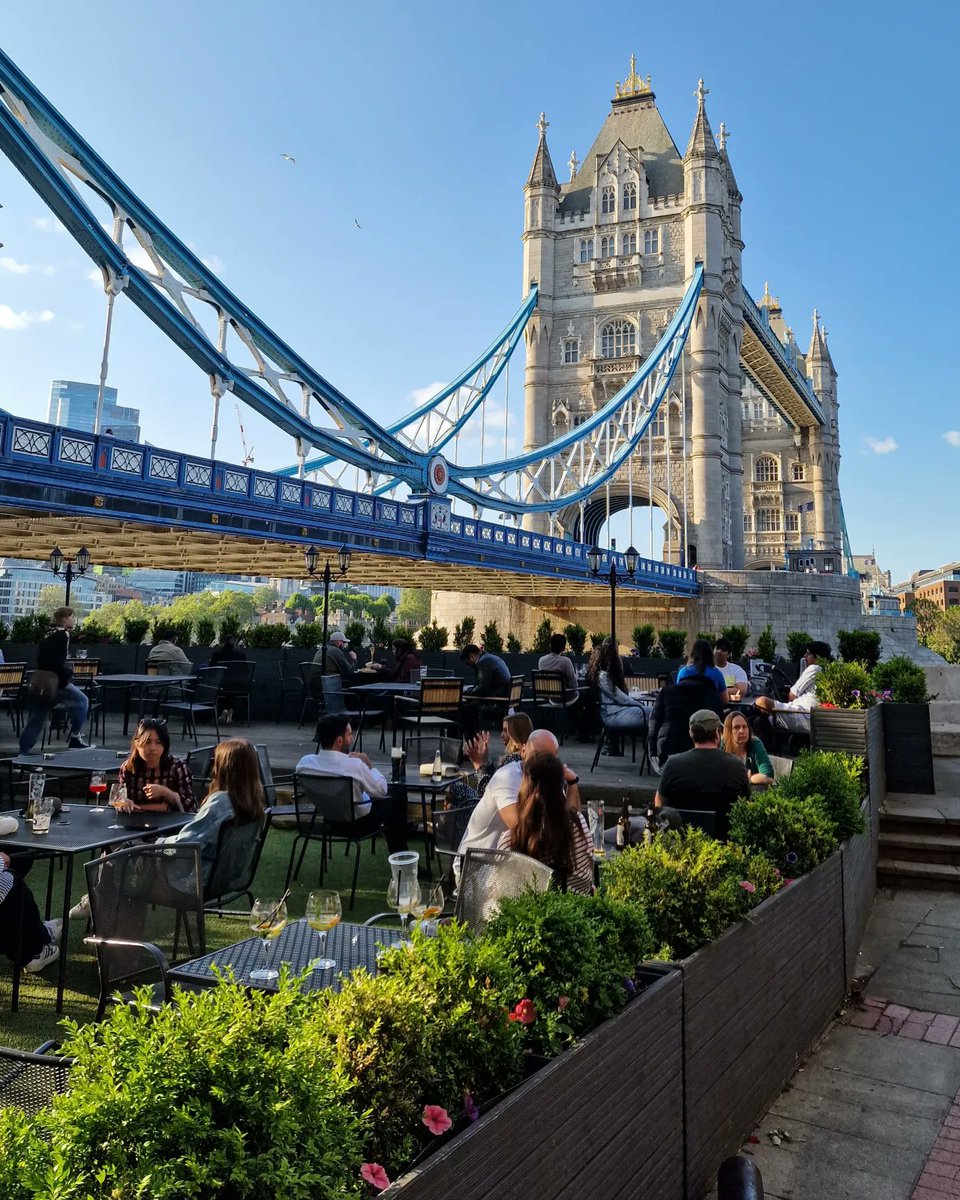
[838,501,858,578]
[742,286,824,424]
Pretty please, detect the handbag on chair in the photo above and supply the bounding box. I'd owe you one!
[28,669,59,702]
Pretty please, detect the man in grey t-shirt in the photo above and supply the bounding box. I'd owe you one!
[537,633,579,706]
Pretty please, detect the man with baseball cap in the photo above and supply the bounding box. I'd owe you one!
[653,708,750,839]
[313,629,357,682]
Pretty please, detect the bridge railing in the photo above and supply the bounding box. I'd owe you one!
[741,286,824,415]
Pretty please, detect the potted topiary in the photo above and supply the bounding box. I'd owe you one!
[871,655,935,793]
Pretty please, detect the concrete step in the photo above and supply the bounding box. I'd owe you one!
[878,857,960,889]
[878,830,960,865]
[932,723,960,756]
[931,700,960,723]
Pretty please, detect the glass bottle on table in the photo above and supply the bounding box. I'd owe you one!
[431,749,442,783]
[617,797,631,849]
[305,889,341,971]
[89,772,107,813]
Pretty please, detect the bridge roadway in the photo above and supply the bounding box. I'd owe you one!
[0,411,698,602]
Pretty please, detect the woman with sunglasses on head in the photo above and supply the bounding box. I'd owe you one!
[118,717,196,813]
[447,711,532,811]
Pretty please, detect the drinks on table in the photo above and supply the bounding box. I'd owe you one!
[249,897,288,982]
[305,889,341,972]
[89,772,107,813]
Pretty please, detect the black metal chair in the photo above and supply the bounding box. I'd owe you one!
[530,670,572,742]
[654,806,718,838]
[432,803,476,898]
[590,706,651,775]
[254,743,295,808]
[0,662,27,734]
[276,660,306,722]
[185,743,217,802]
[394,677,463,747]
[298,661,325,728]
[454,848,554,935]
[204,810,273,915]
[319,676,385,752]
[160,666,225,746]
[0,1044,74,1115]
[85,843,204,1019]
[284,774,379,909]
[218,660,256,725]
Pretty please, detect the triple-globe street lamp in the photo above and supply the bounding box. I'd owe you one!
[587,544,639,646]
[303,544,351,674]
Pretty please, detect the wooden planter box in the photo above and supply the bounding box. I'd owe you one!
[810,708,869,755]
[386,966,684,1200]
[882,702,935,795]
[679,853,846,1200]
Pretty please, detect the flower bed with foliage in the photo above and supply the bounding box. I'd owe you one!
[0,749,876,1200]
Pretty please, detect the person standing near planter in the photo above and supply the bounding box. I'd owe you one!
[654,710,750,839]
[19,606,93,753]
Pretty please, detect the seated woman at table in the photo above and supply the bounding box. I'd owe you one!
[721,711,774,786]
[368,637,422,683]
[498,751,593,895]
[119,717,196,813]
[587,639,648,754]
[676,639,731,706]
[0,850,61,973]
[156,738,265,887]
[448,712,532,811]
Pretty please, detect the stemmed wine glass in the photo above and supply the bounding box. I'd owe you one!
[419,881,445,922]
[387,873,421,938]
[305,889,341,971]
[249,897,288,982]
[107,782,129,830]
[89,772,107,813]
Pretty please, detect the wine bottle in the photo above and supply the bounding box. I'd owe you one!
[617,797,630,849]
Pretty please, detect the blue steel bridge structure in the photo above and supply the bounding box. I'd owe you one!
[0,47,815,603]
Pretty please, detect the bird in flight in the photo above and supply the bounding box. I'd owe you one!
[280,153,296,164]
[354,218,362,229]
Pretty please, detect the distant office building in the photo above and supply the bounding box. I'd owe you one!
[892,562,960,612]
[0,558,106,621]
[48,380,141,441]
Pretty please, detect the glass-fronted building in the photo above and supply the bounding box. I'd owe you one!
[47,380,141,441]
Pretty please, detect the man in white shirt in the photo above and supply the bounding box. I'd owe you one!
[456,728,580,862]
[537,633,580,706]
[755,640,831,733]
[296,714,407,851]
[713,638,750,701]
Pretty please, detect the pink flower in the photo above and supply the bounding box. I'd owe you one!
[361,1163,391,1191]
[739,880,756,893]
[463,1092,479,1123]
[511,998,537,1026]
[557,995,570,1012]
[422,1104,453,1136]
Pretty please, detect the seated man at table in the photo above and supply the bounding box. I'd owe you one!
[653,709,750,840]
[456,728,580,863]
[459,643,512,737]
[146,631,193,676]
[0,848,61,973]
[296,714,407,852]
[753,640,830,735]
[537,633,580,706]
[713,637,750,702]
[312,630,356,681]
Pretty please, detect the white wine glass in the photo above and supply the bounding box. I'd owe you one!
[387,874,421,937]
[249,897,287,982]
[305,889,341,971]
[107,781,129,830]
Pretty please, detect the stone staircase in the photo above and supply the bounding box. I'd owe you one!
[879,794,960,888]
[932,699,960,757]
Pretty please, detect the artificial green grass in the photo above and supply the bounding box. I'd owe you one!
[0,822,414,1051]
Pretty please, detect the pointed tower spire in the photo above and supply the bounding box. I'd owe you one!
[526,112,558,189]
[808,308,830,363]
[685,78,719,159]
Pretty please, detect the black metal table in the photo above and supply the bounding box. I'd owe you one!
[0,806,192,1011]
[351,682,421,695]
[168,917,403,994]
[92,673,194,737]
[13,748,126,775]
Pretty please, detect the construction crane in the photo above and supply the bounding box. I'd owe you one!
[235,403,254,466]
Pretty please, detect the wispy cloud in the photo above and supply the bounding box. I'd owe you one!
[0,306,55,331]
[944,431,960,448]
[29,216,65,234]
[866,435,898,455]
[409,381,447,406]
[0,256,55,276]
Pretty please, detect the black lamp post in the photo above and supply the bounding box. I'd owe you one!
[588,544,638,644]
[48,545,91,606]
[303,544,351,674]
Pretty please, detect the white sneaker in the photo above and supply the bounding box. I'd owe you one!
[24,942,59,973]
[45,918,63,943]
[69,894,90,920]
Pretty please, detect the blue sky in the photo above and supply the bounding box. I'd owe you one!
[1,0,957,584]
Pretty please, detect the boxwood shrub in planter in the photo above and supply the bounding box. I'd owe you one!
[871,656,935,794]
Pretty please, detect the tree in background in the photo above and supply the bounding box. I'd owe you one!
[284,591,316,620]
[908,597,940,645]
[563,623,588,655]
[481,620,504,654]
[532,618,553,655]
[251,584,280,611]
[453,616,476,649]
[396,588,430,631]
[928,608,960,664]
[37,584,74,617]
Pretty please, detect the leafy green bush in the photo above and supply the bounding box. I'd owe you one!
[506,631,522,654]
[696,631,716,647]
[74,617,118,644]
[928,607,960,664]
[369,613,391,648]
[816,660,873,709]
[776,750,865,840]
[482,620,504,654]
[325,925,523,1171]
[0,980,366,1200]
[563,622,587,655]
[344,619,366,652]
[786,630,813,662]
[289,621,324,649]
[0,618,9,643]
[719,624,750,661]
[729,788,839,875]
[589,631,607,649]
[453,616,476,649]
[11,614,49,642]
[532,617,553,654]
[657,628,687,659]
[603,829,781,959]
[194,617,217,647]
[632,623,656,656]
[219,614,243,641]
[122,616,150,644]
[243,623,290,649]
[757,624,777,662]
[392,624,417,646]
[484,890,657,1056]
[870,655,932,704]
[418,619,448,652]
[836,629,882,669]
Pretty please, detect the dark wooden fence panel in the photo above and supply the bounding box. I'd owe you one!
[387,968,684,1200]
[842,799,875,987]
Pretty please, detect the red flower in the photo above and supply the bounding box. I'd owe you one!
[361,1163,391,1191]
[422,1104,453,1136]
[557,995,570,1012]
[511,999,537,1025]
[738,880,756,893]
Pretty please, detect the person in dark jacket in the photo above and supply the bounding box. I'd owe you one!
[209,634,247,668]
[647,675,724,767]
[19,607,91,753]
[374,637,422,683]
[459,643,511,738]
